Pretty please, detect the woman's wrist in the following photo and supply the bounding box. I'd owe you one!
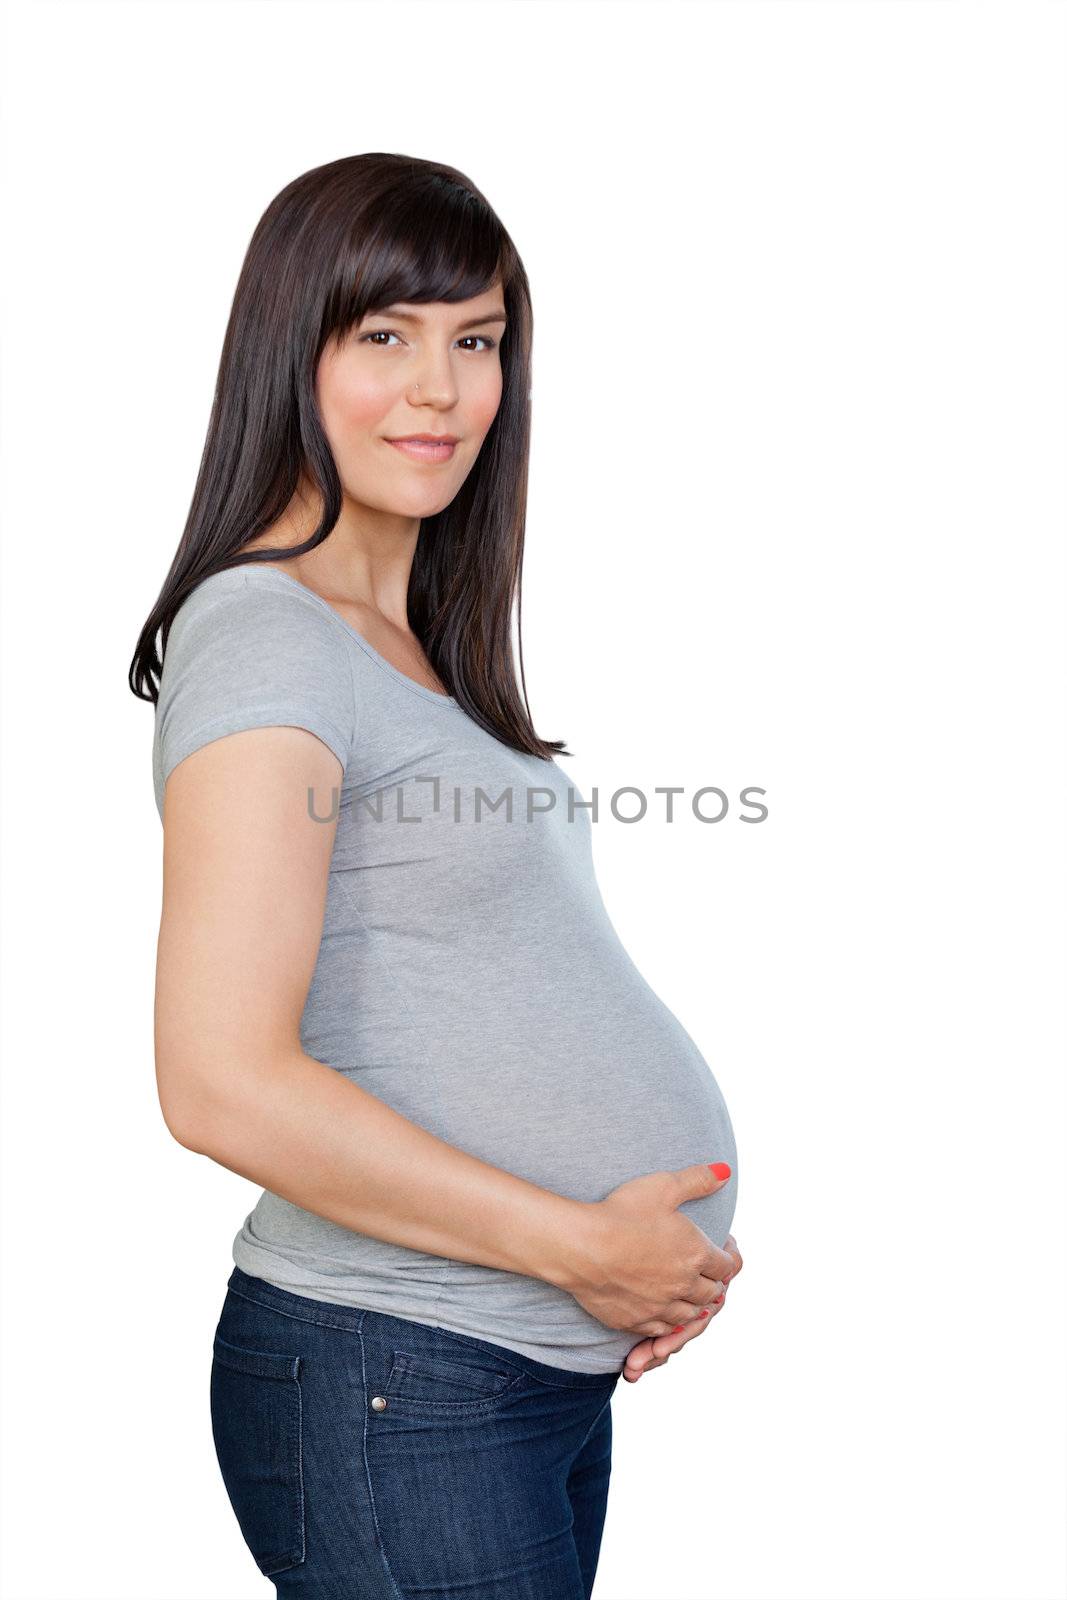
[520,1194,603,1291]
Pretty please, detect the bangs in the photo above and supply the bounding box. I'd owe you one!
[329,175,512,337]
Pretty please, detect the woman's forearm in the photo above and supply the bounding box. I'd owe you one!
[170,1047,594,1290]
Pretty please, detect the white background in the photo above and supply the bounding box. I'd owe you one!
[1,1,1064,1597]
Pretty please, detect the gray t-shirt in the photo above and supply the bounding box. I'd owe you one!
[153,564,738,1372]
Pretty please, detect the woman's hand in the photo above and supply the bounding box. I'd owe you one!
[556,1165,735,1334]
[622,1233,743,1384]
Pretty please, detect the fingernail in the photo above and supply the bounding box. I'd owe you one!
[712,1293,724,1304]
[708,1163,731,1179]
[671,1325,684,1333]
[699,1309,710,1318]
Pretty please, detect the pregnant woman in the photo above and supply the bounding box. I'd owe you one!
[131,152,742,1599]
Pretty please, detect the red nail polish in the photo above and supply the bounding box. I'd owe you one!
[708,1163,731,1180]
[671,1325,684,1333]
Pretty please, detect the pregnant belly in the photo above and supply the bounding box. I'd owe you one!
[479,1051,737,1252]
[393,973,740,1255]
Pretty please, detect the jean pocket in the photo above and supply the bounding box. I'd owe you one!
[382,1347,526,1409]
[209,1335,306,1576]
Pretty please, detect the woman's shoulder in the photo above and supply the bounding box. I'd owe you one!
[176,560,311,613]
[154,562,358,812]
[169,562,350,647]
[160,563,356,704]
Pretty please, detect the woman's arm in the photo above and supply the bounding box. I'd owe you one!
[155,723,590,1291]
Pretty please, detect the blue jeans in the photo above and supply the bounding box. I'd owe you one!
[210,1266,620,1598]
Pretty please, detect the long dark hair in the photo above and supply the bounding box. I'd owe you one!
[128,152,569,760]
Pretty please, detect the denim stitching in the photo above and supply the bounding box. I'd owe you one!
[225,1280,620,1389]
[386,1348,523,1398]
[261,1364,306,1573]
[225,1281,369,1336]
[356,1320,406,1600]
[378,1375,528,1414]
[294,1357,307,1567]
[571,1391,615,1466]
[524,1370,619,1394]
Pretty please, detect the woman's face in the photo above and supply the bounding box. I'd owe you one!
[314,282,508,520]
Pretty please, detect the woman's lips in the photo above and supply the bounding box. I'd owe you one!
[385,438,457,463]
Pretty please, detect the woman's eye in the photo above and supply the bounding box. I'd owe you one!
[360,331,496,352]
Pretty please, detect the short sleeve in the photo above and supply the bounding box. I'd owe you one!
[153,574,355,818]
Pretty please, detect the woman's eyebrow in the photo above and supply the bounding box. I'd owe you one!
[371,307,508,329]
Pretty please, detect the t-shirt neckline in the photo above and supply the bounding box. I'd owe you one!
[236,563,460,708]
